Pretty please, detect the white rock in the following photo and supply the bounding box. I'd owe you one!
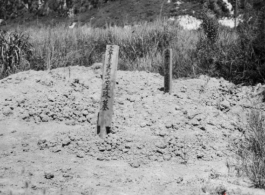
[176,15,202,30]
[69,22,76,29]
[218,15,243,28]
[222,0,233,15]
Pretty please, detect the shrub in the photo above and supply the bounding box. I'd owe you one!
[235,110,265,188]
[193,2,265,85]
[0,30,32,79]
[193,8,221,76]
[200,6,220,44]
[233,4,265,84]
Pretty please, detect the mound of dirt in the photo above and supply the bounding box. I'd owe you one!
[0,66,265,195]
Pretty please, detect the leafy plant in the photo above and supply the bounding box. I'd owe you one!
[0,30,32,79]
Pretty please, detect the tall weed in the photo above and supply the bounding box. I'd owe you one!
[235,110,265,188]
[0,30,32,79]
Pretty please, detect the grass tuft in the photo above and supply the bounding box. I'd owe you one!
[235,110,265,188]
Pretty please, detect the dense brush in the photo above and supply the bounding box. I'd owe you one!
[0,30,32,79]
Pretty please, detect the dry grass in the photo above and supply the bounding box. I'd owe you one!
[234,110,265,189]
[1,15,264,84]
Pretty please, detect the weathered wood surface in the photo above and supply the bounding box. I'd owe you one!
[97,45,119,138]
[101,53,105,79]
[164,48,173,94]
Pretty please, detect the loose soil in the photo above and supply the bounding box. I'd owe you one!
[0,66,265,195]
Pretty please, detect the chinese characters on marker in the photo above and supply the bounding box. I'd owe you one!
[102,46,114,111]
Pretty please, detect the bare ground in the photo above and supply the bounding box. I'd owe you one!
[0,66,265,195]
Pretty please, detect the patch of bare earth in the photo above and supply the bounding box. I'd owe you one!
[0,66,265,195]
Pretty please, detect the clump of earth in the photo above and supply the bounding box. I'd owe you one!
[0,66,265,195]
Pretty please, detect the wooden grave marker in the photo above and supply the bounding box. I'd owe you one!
[97,45,119,138]
[101,53,105,79]
[164,48,173,94]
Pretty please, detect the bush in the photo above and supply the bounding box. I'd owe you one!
[193,9,222,76]
[235,110,265,188]
[0,30,32,79]
[193,3,265,85]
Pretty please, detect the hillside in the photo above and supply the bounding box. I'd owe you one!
[1,0,203,28]
[2,0,265,29]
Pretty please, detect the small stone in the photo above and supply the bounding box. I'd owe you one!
[155,141,167,149]
[187,110,200,119]
[174,93,187,99]
[127,96,136,102]
[216,151,222,157]
[197,152,204,159]
[98,146,105,152]
[76,151,85,158]
[220,100,230,109]
[190,118,200,126]
[65,121,72,125]
[5,97,12,101]
[158,130,168,137]
[106,145,112,151]
[125,137,133,142]
[175,105,181,110]
[125,143,132,149]
[176,177,183,184]
[90,93,100,103]
[215,185,226,195]
[82,110,89,116]
[16,96,26,104]
[199,126,206,131]
[40,114,49,122]
[3,102,9,106]
[165,123,172,129]
[62,137,71,147]
[149,155,157,161]
[97,155,105,161]
[2,107,13,116]
[51,146,61,153]
[111,156,118,160]
[44,172,54,179]
[180,86,187,93]
[47,95,55,102]
[157,156,164,162]
[90,62,102,70]
[130,160,140,168]
[156,149,166,154]
[163,154,172,161]
[140,122,147,128]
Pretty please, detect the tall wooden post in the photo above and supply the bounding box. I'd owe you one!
[164,48,173,94]
[101,53,105,79]
[97,45,119,139]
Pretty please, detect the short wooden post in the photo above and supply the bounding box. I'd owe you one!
[97,45,119,139]
[164,48,173,94]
